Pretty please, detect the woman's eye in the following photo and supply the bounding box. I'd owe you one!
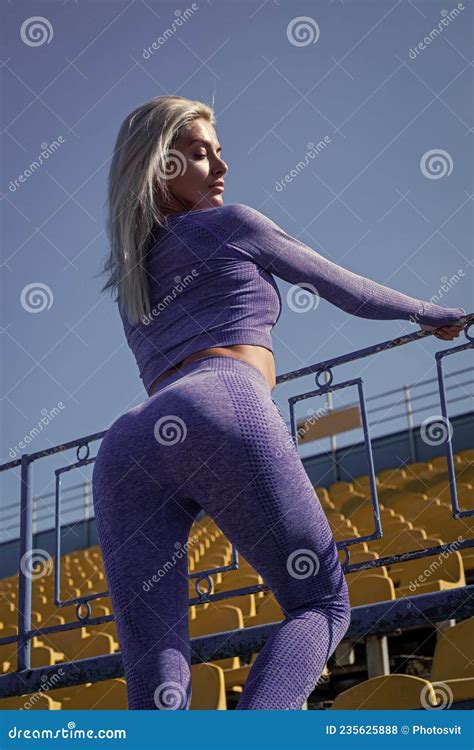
[195,153,207,159]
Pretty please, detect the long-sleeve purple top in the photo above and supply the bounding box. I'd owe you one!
[120,203,466,392]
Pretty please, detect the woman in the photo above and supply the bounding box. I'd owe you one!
[92,95,466,710]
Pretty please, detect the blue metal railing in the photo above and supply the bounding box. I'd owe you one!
[0,313,473,695]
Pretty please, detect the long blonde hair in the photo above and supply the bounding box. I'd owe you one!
[97,95,215,324]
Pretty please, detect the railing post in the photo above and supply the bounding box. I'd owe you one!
[17,453,33,671]
[32,495,37,537]
[403,384,417,463]
[83,479,91,550]
[324,370,339,483]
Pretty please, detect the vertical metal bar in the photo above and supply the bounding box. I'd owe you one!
[54,471,62,606]
[436,354,460,516]
[325,371,339,483]
[31,495,37,537]
[403,384,417,463]
[17,453,32,671]
[357,380,382,537]
[83,479,90,550]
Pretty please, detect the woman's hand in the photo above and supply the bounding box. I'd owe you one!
[420,320,466,341]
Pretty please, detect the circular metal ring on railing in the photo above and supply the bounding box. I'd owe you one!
[339,545,350,570]
[315,367,333,388]
[76,601,92,621]
[194,574,214,600]
[464,320,474,342]
[76,443,90,463]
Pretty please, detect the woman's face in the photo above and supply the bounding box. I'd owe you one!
[163,117,228,215]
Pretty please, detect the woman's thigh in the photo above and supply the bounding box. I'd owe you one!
[151,366,348,615]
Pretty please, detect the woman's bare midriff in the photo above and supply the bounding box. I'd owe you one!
[147,344,276,397]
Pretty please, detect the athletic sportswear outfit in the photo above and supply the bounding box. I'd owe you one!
[92,203,465,709]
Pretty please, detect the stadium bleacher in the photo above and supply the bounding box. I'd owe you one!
[0,448,472,709]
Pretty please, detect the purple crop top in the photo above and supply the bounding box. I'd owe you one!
[119,202,466,393]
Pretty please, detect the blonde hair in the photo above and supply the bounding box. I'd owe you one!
[96,95,215,324]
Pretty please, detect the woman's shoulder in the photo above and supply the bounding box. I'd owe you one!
[186,202,270,237]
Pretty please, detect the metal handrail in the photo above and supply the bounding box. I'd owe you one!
[0,313,472,678]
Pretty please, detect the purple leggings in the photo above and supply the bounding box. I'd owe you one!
[92,355,351,710]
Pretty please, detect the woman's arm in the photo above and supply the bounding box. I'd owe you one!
[219,203,466,328]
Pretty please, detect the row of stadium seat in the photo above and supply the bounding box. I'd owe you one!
[0,448,472,708]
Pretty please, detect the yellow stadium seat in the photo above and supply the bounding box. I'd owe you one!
[189,604,243,670]
[430,617,474,704]
[35,628,116,662]
[347,575,395,606]
[314,486,333,506]
[50,679,127,709]
[331,675,437,709]
[376,467,408,484]
[369,528,427,557]
[431,455,461,471]
[395,551,465,598]
[215,572,265,619]
[0,693,62,710]
[191,663,227,709]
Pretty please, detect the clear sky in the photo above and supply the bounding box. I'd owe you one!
[1,0,472,540]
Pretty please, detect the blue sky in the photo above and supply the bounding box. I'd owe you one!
[1,0,472,539]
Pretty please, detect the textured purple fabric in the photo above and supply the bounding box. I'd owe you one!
[120,203,465,392]
[92,355,351,710]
